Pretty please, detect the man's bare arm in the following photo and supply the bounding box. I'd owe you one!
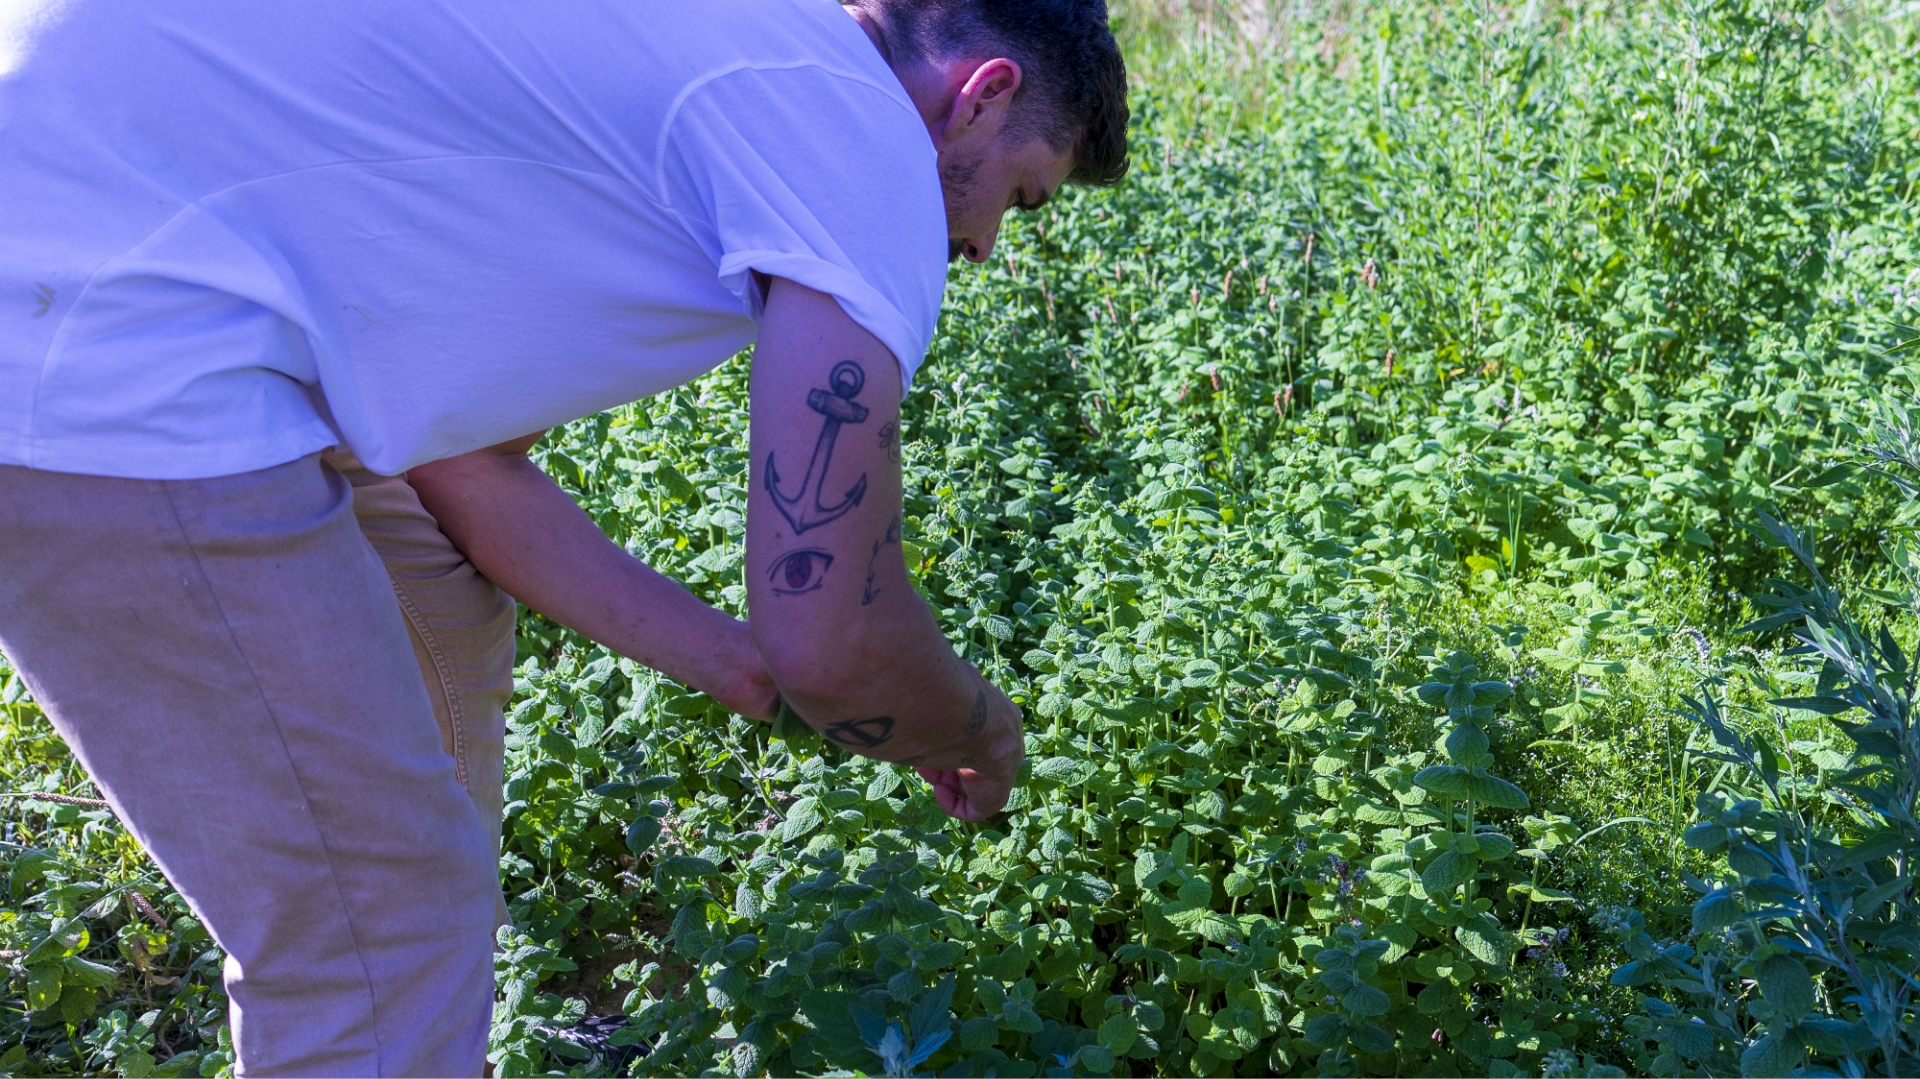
[408,436,778,719]
[748,277,1023,820]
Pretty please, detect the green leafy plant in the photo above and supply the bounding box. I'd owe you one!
[1608,424,1920,1077]
[2,0,1917,1075]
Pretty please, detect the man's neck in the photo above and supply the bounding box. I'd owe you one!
[844,4,954,140]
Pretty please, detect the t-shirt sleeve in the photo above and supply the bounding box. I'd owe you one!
[656,65,947,391]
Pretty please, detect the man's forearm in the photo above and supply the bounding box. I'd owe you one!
[756,554,1023,819]
[408,447,774,716]
[743,279,1023,819]
[763,581,995,761]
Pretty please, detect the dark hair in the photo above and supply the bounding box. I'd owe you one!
[848,0,1129,187]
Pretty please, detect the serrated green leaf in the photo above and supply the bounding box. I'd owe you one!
[1692,889,1741,933]
[1350,1021,1395,1055]
[1456,917,1511,967]
[1302,1013,1348,1047]
[1422,848,1476,895]
[1465,774,1531,809]
[1341,984,1390,1017]
[1756,954,1815,1021]
[1739,1032,1803,1078]
[1098,1012,1139,1054]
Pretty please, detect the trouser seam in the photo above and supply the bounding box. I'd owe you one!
[156,475,389,1074]
[390,579,469,788]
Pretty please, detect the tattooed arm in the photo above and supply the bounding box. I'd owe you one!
[749,278,1024,821]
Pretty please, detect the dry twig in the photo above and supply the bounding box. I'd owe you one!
[0,791,111,810]
[130,890,170,931]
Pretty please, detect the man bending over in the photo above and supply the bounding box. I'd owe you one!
[0,0,1127,1073]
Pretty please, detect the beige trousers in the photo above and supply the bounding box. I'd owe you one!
[332,450,517,918]
[0,452,516,1077]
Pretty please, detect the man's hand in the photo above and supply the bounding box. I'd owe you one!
[917,682,1023,820]
[409,437,780,720]
[747,278,1024,817]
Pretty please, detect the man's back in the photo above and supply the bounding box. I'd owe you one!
[0,0,945,477]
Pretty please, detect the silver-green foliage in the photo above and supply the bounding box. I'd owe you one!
[1604,419,1920,1078]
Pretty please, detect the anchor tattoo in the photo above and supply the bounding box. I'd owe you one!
[765,360,870,534]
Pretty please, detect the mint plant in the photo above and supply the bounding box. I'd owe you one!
[3,0,1918,1074]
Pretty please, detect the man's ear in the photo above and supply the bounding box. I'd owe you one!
[942,57,1023,145]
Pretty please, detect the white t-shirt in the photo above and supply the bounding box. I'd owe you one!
[0,0,946,478]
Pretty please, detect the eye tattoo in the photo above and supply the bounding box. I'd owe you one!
[823,715,895,749]
[878,421,901,464]
[769,548,833,595]
[965,689,988,736]
[861,514,902,606]
[765,360,869,534]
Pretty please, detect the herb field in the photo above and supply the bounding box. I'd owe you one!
[5,0,1919,1075]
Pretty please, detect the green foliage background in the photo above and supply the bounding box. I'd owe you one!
[3,0,1916,1075]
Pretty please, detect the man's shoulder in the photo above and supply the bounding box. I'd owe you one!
[577,0,891,96]
[651,0,909,116]
[653,0,933,201]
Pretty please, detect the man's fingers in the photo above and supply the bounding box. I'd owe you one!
[916,766,1013,821]
[917,767,964,815]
